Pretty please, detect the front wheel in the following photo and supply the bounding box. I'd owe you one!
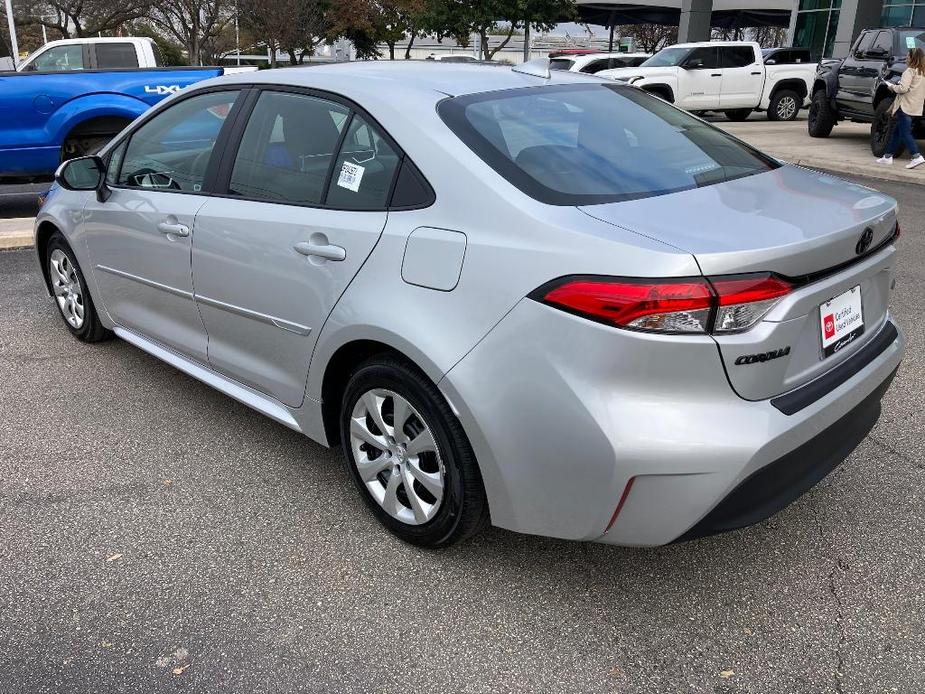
[768,89,800,121]
[724,108,752,122]
[46,233,112,342]
[808,90,836,138]
[340,355,488,548]
[871,98,903,157]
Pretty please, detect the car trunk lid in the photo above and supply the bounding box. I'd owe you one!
[579,165,899,401]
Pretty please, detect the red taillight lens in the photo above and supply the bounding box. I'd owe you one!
[537,277,714,333]
[533,273,793,335]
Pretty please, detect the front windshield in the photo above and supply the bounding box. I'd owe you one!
[898,29,925,54]
[640,47,691,67]
[438,83,778,206]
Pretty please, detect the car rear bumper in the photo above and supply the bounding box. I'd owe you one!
[439,299,904,546]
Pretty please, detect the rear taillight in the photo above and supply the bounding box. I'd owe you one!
[531,273,792,335]
[710,274,792,333]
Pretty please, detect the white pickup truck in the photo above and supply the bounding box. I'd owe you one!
[598,41,817,121]
[15,37,255,75]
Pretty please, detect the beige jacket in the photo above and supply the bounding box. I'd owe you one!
[889,67,925,117]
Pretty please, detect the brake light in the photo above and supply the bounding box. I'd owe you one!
[540,278,714,333]
[532,273,792,335]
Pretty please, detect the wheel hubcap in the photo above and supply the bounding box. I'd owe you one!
[349,389,445,525]
[778,96,797,120]
[49,249,84,329]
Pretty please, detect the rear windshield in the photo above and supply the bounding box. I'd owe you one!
[438,83,778,206]
[897,29,925,54]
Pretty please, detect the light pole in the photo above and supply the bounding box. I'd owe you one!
[4,0,19,68]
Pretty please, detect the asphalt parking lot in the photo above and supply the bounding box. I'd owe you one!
[1,173,923,694]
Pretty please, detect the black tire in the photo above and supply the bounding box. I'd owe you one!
[808,90,836,138]
[724,109,752,122]
[768,89,801,122]
[45,233,112,343]
[340,355,488,548]
[871,98,903,157]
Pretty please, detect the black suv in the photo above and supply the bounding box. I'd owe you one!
[808,27,925,155]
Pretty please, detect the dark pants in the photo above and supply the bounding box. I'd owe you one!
[887,108,921,157]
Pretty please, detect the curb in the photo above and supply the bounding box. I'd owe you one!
[0,231,33,250]
[787,156,925,185]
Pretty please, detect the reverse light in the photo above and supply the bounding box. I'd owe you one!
[532,273,793,335]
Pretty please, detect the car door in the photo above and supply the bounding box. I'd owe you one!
[718,45,762,108]
[191,89,402,407]
[837,31,882,115]
[677,47,721,110]
[82,88,243,362]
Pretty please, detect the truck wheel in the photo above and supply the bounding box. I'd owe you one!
[724,109,752,122]
[871,98,903,157]
[768,90,800,121]
[808,90,836,138]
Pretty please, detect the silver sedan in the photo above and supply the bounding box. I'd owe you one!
[36,60,904,547]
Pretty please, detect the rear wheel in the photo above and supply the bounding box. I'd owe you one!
[808,90,836,138]
[724,109,752,122]
[871,98,903,157]
[46,234,112,342]
[768,89,800,121]
[340,355,488,547]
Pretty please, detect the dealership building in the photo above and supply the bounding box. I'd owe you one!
[577,0,924,58]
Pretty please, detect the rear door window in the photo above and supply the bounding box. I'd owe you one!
[324,114,401,210]
[721,46,756,68]
[95,43,139,69]
[549,58,574,71]
[228,91,349,205]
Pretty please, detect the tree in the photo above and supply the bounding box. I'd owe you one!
[149,0,232,66]
[329,0,427,60]
[621,23,677,54]
[428,0,575,62]
[14,0,152,39]
[128,22,187,65]
[239,0,328,67]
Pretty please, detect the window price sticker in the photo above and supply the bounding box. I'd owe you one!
[337,161,365,192]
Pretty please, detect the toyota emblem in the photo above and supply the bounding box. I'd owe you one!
[855,228,874,255]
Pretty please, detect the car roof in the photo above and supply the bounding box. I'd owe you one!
[667,41,759,48]
[208,60,606,102]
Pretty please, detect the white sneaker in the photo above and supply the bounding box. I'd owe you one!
[906,154,925,169]
[876,155,893,165]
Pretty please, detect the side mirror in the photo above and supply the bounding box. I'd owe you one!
[54,155,110,202]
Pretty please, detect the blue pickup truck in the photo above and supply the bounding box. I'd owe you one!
[1,58,254,181]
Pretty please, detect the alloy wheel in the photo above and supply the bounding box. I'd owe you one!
[49,249,85,329]
[776,96,797,120]
[349,389,445,525]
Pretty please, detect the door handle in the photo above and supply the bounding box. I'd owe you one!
[157,221,190,237]
[750,71,762,75]
[294,241,346,261]
[711,73,722,77]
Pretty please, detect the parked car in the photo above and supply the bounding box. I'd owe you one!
[16,37,166,72]
[0,49,256,181]
[425,54,479,62]
[599,41,816,121]
[37,61,904,548]
[809,27,925,155]
[548,52,650,74]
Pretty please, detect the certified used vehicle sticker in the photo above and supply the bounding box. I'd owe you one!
[820,285,864,357]
[337,161,365,192]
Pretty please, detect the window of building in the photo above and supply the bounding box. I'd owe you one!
[881,2,925,27]
[793,0,841,59]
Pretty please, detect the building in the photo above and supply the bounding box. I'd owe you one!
[578,0,925,60]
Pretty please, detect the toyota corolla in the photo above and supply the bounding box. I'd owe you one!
[35,61,904,547]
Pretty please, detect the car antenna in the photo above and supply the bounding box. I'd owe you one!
[512,58,551,79]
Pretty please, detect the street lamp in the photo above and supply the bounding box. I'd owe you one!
[4,0,20,68]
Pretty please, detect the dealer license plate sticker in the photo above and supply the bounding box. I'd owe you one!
[820,285,864,358]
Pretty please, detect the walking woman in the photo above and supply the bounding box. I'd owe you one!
[876,47,925,169]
